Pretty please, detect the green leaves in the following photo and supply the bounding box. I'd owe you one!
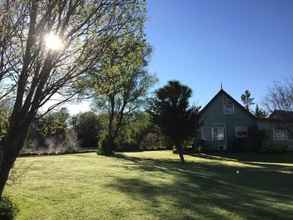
[241,89,255,111]
[36,108,69,137]
[148,81,200,145]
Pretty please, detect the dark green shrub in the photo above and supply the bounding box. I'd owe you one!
[72,112,101,148]
[96,136,116,156]
[231,127,268,153]
[249,127,267,152]
[0,197,17,220]
[261,144,288,153]
[232,138,250,152]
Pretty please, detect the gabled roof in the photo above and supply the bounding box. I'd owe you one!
[269,110,293,123]
[199,89,256,119]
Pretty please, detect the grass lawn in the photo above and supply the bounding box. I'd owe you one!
[4,151,293,220]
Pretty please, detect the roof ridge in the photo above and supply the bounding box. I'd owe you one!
[199,89,256,119]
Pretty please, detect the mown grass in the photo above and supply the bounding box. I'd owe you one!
[4,151,293,220]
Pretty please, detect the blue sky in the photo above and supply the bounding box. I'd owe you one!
[145,0,293,108]
[65,0,293,114]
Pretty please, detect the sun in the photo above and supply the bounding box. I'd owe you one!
[44,32,64,51]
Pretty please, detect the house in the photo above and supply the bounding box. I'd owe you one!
[258,110,293,151]
[198,88,293,152]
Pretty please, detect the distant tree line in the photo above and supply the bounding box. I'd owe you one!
[0,108,169,155]
[0,80,291,159]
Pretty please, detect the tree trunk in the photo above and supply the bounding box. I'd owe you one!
[105,137,115,155]
[176,144,185,163]
[104,95,116,155]
[0,120,30,198]
[0,148,16,198]
[106,116,115,155]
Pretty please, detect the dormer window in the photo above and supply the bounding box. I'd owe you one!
[223,97,234,114]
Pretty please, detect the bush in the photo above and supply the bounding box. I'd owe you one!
[249,128,267,152]
[230,127,267,153]
[231,138,251,152]
[96,136,116,156]
[72,112,101,148]
[0,197,17,220]
[24,108,72,152]
[261,144,288,153]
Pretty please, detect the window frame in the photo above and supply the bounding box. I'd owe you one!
[201,127,211,141]
[201,126,225,141]
[235,126,248,138]
[223,97,235,115]
[212,127,225,141]
[273,128,288,141]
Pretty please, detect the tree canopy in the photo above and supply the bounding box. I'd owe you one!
[0,0,147,197]
[254,105,267,119]
[84,37,157,155]
[264,78,293,112]
[148,81,199,162]
[241,90,255,111]
[71,111,101,149]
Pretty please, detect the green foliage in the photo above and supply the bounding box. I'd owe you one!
[261,144,288,153]
[95,112,166,152]
[86,37,156,154]
[0,99,11,140]
[0,0,149,197]
[25,108,70,150]
[0,197,17,220]
[116,112,152,150]
[0,107,9,140]
[118,112,149,142]
[230,127,268,153]
[93,37,151,95]
[96,136,117,156]
[90,37,156,113]
[72,112,101,148]
[254,104,268,118]
[37,108,70,138]
[148,81,200,146]
[241,89,255,111]
[251,128,267,152]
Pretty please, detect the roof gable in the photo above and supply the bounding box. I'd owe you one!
[199,89,256,119]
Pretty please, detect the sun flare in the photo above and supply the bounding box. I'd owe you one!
[44,32,64,51]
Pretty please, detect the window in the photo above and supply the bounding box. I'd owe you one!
[235,126,248,138]
[223,97,234,114]
[273,128,288,141]
[201,127,225,141]
[212,127,225,141]
[201,127,212,141]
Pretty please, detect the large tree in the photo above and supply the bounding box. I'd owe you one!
[90,38,156,155]
[0,0,146,197]
[241,89,255,111]
[264,78,293,112]
[148,81,199,163]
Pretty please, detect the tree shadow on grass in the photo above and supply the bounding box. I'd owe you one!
[0,197,18,220]
[108,153,293,220]
[190,152,293,164]
[188,152,293,174]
